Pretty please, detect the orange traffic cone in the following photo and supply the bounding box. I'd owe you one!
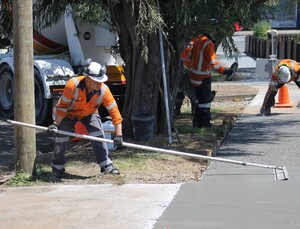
[70,121,88,142]
[274,84,294,108]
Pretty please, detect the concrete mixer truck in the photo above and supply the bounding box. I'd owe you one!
[0,5,125,125]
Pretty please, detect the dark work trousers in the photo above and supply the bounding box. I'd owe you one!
[263,80,300,109]
[193,77,213,128]
[51,113,113,172]
[263,83,284,109]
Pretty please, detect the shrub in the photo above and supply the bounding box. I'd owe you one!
[292,33,300,44]
[252,21,272,39]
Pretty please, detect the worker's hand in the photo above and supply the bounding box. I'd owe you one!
[223,69,233,76]
[113,135,123,148]
[48,123,58,132]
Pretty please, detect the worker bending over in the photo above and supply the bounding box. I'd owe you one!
[48,60,123,177]
[260,59,300,116]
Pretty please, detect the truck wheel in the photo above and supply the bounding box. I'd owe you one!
[34,69,52,125]
[0,65,14,119]
[0,66,51,125]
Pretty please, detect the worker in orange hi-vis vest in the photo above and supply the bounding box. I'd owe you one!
[260,59,300,116]
[47,59,123,177]
[181,34,233,128]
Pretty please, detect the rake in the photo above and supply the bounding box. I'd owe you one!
[7,119,288,181]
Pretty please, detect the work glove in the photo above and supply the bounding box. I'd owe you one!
[48,123,58,132]
[223,69,233,76]
[113,135,123,148]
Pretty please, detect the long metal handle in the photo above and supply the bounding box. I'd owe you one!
[7,119,283,170]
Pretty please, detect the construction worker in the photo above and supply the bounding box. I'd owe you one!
[181,34,233,128]
[48,60,123,177]
[260,59,300,116]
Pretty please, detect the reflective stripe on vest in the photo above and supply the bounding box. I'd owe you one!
[211,59,222,70]
[189,40,211,75]
[106,101,117,110]
[96,84,117,110]
[95,84,107,105]
[190,78,203,86]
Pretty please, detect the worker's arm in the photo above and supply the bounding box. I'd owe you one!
[206,43,226,74]
[114,123,122,136]
[53,115,64,127]
[48,114,64,132]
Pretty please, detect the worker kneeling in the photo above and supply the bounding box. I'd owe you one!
[260,59,300,116]
[48,59,123,177]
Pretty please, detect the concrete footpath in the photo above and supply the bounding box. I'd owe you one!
[0,184,180,229]
[155,82,300,228]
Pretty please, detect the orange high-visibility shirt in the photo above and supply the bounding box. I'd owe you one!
[188,35,225,87]
[55,76,122,125]
[273,59,300,82]
[181,37,197,69]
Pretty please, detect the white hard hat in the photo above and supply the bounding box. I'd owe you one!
[83,61,108,83]
[277,65,291,83]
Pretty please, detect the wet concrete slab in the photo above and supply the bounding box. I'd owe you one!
[155,168,300,229]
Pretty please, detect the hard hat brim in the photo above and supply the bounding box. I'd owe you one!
[84,73,108,83]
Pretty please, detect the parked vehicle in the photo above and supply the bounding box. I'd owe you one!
[0,5,125,125]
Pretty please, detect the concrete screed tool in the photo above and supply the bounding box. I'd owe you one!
[7,119,289,181]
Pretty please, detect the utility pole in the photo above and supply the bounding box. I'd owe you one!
[13,0,36,174]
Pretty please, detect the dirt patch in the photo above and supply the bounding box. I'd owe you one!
[0,83,257,186]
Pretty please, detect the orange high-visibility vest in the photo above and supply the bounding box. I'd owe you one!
[181,37,197,69]
[273,59,300,82]
[188,35,225,87]
[55,76,122,125]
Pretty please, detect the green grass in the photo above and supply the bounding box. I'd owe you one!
[7,172,35,187]
[4,153,177,187]
[114,152,173,172]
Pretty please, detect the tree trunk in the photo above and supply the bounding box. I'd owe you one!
[109,1,164,136]
[13,0,36,174]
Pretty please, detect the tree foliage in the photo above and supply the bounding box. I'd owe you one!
[32,0,108,31]
[0,0,12,48]
[0,0,282,136]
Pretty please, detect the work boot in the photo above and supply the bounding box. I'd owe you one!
[48,167,65,179]
[101,166,120,175]
[260,106,271,116]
